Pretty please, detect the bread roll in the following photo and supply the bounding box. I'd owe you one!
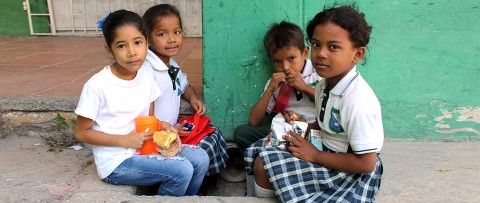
[153,131,176,149]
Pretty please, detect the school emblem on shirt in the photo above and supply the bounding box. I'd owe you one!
[329,107,344,133]
[309,80,319,87]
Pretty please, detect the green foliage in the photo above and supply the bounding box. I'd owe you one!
[44,113,78,152]
[54,113,68,131]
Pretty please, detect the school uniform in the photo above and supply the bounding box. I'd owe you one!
[233,59,321,153]
[145,50,228,176]
[245,67,383,202]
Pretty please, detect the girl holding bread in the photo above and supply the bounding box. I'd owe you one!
[74,10,208,196]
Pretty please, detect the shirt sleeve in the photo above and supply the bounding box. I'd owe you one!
[343,101,383,154]
[143,66,162,103]
[177,69,190,94]
[75,83,101,121]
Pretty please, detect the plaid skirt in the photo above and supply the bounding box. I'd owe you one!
[245,138,383,203]
[197,123,229,176]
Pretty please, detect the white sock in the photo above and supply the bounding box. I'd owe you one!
[254,180,275,198]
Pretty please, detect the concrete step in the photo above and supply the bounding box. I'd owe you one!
[0,95,275,202]
[0,95,194,139]
[0,134,276,202]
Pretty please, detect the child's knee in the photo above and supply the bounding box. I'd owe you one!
[183,146,209,170]
[253,156,264,174]
[197,148,209,168]
[233,125,250,148]
[232,125,244,140]
[253,157,268,180]
[175,160,195,176]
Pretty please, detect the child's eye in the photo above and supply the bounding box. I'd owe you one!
[328,45,340,50]
[272,60,280,64]
[311,42,320,47]
[174,31,182,35]
[117,44,126,49]
[289,57,296,61]
[157,33,166,37]
[135,40,143,45]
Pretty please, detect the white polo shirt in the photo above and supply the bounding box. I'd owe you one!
[264,59,321,123]
[145,50,189,125]
[314,66,384,154]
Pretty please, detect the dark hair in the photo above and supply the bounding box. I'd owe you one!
[142,4,183,39]
[102,9,145,48]
[306,4,372,49]
[263,21,305,57]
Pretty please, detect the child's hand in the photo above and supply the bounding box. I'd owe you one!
[283,130,319,163]
[160,121,178,133]
[285,69,308,92]
[175,121,195,134]
[283,110,306,124]
[124,130,152,149]
[267,72,286,92]
[190,98,206,115]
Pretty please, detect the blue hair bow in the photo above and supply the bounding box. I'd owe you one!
[97,12,111,33]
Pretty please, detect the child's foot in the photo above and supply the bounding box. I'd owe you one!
[197,174,219,196]
[219,148,246,182]
[133,183,160,196]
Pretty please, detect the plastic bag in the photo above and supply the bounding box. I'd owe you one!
[265,113,308,149]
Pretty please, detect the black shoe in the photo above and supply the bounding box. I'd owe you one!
[134,183,160,196]
[197,174,219,196]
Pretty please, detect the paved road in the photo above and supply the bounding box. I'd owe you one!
[1,135,479,202]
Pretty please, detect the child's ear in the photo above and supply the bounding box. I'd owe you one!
[352,47,365,64]
[303,46,310,59]
[105,45,114,58]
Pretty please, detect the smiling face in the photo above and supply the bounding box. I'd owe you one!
[310,22,365,88]
[270,46,309,73]
[148,14,183,66]
[108,24,147,80]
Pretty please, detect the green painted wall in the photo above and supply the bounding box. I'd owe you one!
[203,0,480,141]
[0,0,49,36]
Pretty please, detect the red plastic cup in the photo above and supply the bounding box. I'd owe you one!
[135,116,158,155]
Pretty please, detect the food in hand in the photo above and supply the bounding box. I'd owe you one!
[290,113,298,121]
[153,131,180,157]
[153,131,176,149]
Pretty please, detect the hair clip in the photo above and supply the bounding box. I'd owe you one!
[97,12,111,33]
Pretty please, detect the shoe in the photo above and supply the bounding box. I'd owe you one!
[197,174,219,196]
[133,183,160,196]
[219,165,246,182]
[219,149,246,182]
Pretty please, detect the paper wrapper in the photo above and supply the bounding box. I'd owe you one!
[156,134,181,157]
[265,113,308,149]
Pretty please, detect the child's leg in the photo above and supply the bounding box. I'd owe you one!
[103,155,194,196]
[253,156,275,197]
[234,113,276,153]
[177,145,209,195]
[253,156,272,189]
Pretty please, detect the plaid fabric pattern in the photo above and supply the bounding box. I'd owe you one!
[245,138,383,203]
[197,123,229,176]
[244,137,268,175]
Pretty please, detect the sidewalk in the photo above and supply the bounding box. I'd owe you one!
[1,135,479,202]
[0,36,203,96]
[1,37,479,202]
